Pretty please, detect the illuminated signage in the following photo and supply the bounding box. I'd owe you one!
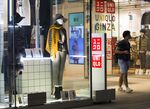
[92,33,105,91]
[106,38,112,60]
[69,12,84,64]
[94,14,116,32]
[106,1,115,14]
[95,0,115,14]
[94,1,116,32]
[92,55,102,68]
[92,38,102,51]
[95,0,104,13]
[92,37,102,69]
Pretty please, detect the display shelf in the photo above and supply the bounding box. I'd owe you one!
[16,59,52,99]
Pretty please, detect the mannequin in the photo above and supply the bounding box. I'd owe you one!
[145,25,150,75]
[46,14,68,99]
[141,12,150,75]
[135,29,148,75]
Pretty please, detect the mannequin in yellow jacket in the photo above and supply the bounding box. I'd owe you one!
[46,14,68,99]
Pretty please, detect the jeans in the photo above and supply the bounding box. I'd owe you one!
[118,59,130,73]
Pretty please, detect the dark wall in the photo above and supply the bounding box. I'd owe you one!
[141,11,150,25]
[40,0,51,26]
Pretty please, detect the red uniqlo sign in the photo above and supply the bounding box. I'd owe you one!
[92,55,102,68]
[92,38,102,51]
[95,0,104,13]
[106,1,115,14]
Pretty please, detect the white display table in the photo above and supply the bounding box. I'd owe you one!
[16,58,52,99]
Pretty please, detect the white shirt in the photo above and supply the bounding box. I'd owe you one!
[16,0,31,25]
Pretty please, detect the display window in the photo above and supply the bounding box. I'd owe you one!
[0,0,91,108]
[0,0,150,108]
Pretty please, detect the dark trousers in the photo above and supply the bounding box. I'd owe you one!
[22,26,32,48]
[146,51,150,69]
[139,52,146,69]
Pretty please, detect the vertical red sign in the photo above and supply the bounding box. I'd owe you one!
[92,55,102,68]
[95,0,104,13]
[106,1,115,14]
[106,38,112,60]
[92,38,102,51]
[92,37,102,68]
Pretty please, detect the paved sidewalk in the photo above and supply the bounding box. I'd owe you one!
[73,75,150,109]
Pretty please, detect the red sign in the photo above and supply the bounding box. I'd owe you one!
[92,38,102,51]
[92,55,102,68]
[106,1,115,14]
[95,0,104,13]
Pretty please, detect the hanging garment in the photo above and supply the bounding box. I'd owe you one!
[16,0,31,25]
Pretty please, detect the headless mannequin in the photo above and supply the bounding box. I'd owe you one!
[46,14,68,99]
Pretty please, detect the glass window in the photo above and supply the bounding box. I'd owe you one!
[0,0,91,108]
[1,0,149,108]
[91,0,150,97]
[112,0,150,77]
[0,0,9,108]
[91,0,117,97]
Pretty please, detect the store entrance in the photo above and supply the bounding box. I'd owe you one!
[110,0,150,94]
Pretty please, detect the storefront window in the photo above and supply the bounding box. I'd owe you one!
[0,0,9,108]
[0,0,91,108]
[1,0,149,108]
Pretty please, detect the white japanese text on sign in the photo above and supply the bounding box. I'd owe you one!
[95,0,104,13]
[92,38,102,51]
[92,55,102,68]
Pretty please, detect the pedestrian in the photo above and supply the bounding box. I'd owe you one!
[115,30,133,93]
